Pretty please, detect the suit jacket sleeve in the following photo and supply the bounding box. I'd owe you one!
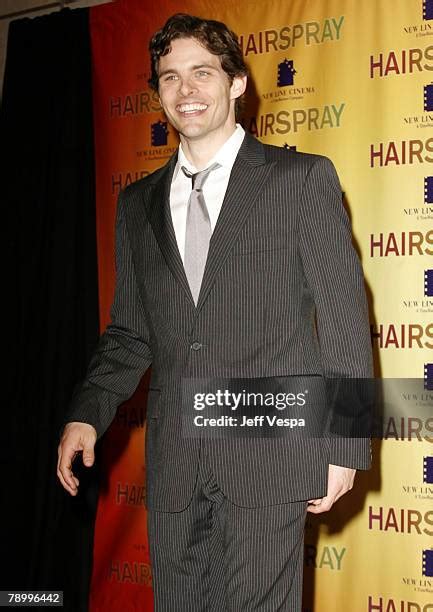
[298,156,373,469]
[60,189,153,440]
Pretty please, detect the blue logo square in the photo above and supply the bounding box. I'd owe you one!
[424,0,433,20]
[424,84,433,112]
[425,270,433,297]
[422,549,433,577]
[277,59,296,87]
[151,120,169,146]
[424,363,433,391]
[424,177,433,205]
[423,456,433,484]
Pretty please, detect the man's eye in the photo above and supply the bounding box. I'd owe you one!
[164,74,178,81]
[196,71,209,77]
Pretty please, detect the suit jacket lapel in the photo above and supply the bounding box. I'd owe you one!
[143,154,195,306]
[196,134,276,312]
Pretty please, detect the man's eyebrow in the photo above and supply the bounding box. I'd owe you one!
[158,63,217,78]
[158,67,177,79]
[191,64,217,71]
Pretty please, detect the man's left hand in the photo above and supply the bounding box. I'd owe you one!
[306,464,356,514]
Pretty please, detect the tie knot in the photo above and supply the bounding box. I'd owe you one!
[182,162,220,191]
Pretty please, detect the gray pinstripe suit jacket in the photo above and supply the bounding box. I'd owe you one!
[66,133,373,511]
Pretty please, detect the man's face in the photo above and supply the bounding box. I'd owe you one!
[157,37,246,143]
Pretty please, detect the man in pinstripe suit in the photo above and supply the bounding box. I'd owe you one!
[58,13,373,611]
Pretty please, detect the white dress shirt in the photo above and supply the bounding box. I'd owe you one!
[169,124,245,263]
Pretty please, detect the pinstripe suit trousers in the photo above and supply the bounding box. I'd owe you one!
[147,446,307,611]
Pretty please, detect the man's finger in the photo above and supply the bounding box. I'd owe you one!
[82,446,95,467]
[57,467,78,496]
[307,495,335,514]
[58,445,81,492]
[56,455,79,495]
[59,459,78,492]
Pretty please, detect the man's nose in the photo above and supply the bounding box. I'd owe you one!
[178,77,198,97]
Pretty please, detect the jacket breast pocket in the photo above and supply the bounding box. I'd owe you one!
[230,233,291,256]
[146,388,161,420]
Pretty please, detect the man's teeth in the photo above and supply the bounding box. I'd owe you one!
[178,104,208,113]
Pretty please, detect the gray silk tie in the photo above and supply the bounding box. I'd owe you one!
[182,162,220,304]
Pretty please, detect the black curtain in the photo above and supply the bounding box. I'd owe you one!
[1,8,99,611]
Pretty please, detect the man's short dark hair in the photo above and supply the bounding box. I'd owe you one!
[148,13,248,119]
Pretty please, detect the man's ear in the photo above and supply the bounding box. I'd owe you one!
[230,75,247,100]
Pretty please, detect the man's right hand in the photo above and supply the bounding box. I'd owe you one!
[57,422,97,496]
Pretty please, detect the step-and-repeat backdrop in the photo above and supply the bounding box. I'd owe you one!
[87,0,432,610]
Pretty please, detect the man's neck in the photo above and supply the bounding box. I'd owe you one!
[179,124,237,170]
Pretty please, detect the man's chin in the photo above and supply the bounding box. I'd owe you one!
[177,123,209,140]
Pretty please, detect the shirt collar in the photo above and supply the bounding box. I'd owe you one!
[173,123,245,180]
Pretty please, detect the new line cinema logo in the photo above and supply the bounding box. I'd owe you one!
[403,176,433,222]
[247,56,344,137]
[404,177,433,222]
[402,268,432,311]
[367,549,433,609]
[260,57,315,105]
[401,454,433,501]
[403,0,433,37]
[397,549,433,596]
[403,84,433,128]
[110,120,175,193]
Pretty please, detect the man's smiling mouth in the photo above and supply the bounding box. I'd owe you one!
[176,103,208,115]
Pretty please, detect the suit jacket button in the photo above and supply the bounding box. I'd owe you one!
[191,341,202,351]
